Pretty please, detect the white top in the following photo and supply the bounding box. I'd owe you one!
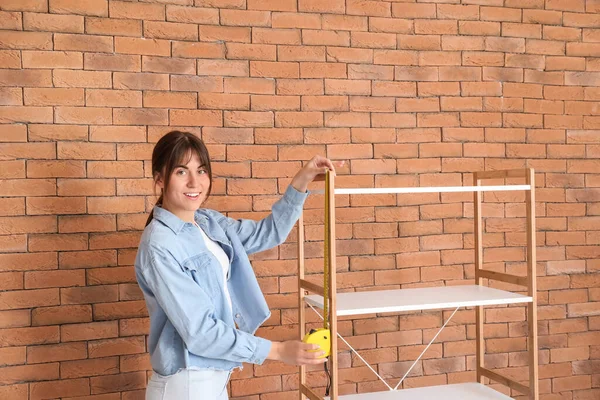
[324,382,513,400]
[195,223,233,313]
[305,285,532,316]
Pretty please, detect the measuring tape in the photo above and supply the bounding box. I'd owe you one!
[303,170,332,358]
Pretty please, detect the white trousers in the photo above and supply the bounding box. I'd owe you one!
[145,369,230,400]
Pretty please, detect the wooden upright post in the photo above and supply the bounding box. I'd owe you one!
[473,172,485,384]
[525,169,539,400]
[298,213,306,400]
[327,171,338,400]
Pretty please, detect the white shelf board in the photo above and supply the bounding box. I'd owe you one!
[310,185,531,195]
[325,382,513,400]
[305,285,532,316]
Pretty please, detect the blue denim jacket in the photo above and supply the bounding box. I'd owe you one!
[135,185,309,376]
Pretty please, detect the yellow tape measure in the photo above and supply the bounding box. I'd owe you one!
[303,170,331,358]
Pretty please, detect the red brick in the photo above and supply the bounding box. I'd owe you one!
[169,110,223,126]
[170,43,224,61]
[298,0,343,13]
[26,197,86,215]
[0,70,52,87]
[251,61,299,78]
[2,0,47,12]
[351,31,396,49]
[113,108,168,126]
[228,179,277,195]
[442,36,485,51]
[302,96,348,112]
[60,357,119,379]
[24,88,84,106]
[302,29,350,46]
[392,3,436,19]
[143,21,198,41]
[0,363,59,385]
[84,53,141,72]
[55,106,112,125]
[252,94,299,111]
[0,325,60,347]
[325,112,370,128]
[27,160,85,178]
[31,304,91,326]
[170,75,223,93]
[113,72,168,90]
[90,371,146,394]
[88,196,145,214]
[220,9,271,26]
[61,321,118,342]
[87,161,143,178]
[0,12,21,32]
[255,128,303,144]
[224,111,272,127]
[0,308,28,327]
[272,12,320,29]
[415,20,458,35]
[0,185,55,209]
[0,347,26,366]
[199,25,250,42]
[198,59,249,76]
[0,233,26,251]
[50,0,107,16]
[398,34,441,51]
[277,79,322,95]
[144,91,198,108]
[462,51,504,67]
[275,111,322,127]
[53,70,112,88]
[252,28,301,45]
[54,33,113,52]
[114,37,170,57]
[166,5,219,24]
[22,50,82,69]
[226,43,277,61]
[23,12,84,33]
[86,17,141,37]
[459,21,500,36]
[0,50,21,69]
[346,0,391,17]
[278,45,325,62]
[93,301,148,321]
[0,31,52,50]
[109,1,164,20]
[86,89,142,107]
[321,15,366,31]
[88,126,145,143]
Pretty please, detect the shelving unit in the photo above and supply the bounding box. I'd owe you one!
[297,168,538,400]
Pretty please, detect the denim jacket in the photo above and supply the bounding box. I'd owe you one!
[135,185,309,376]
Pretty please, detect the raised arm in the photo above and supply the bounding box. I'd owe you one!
[223,156,343,254]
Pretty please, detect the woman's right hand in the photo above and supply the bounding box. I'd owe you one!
[267,340,327,365]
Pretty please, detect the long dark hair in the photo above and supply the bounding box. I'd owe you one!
[145,130,212,227]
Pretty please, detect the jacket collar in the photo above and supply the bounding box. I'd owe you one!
[152,205,208,235]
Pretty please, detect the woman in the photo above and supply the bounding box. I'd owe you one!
[136,130,341,400]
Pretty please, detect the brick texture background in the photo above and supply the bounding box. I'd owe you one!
[1,0,599,399]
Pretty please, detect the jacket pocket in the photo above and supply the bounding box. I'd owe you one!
[182,253,221,298]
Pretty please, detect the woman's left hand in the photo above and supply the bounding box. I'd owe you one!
[290,155,345,193]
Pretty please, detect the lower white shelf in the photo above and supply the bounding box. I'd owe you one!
[325,382,513,400]
[305,284,532,316]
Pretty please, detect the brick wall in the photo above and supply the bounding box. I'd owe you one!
[1,0,599,399]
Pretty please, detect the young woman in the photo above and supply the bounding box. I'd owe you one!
[136,130,341,400]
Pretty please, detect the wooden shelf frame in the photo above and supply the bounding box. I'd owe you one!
[297,168,538,400]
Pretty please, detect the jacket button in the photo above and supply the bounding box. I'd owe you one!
[235,313,241,319]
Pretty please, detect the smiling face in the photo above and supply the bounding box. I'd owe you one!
[156,150,211,223]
